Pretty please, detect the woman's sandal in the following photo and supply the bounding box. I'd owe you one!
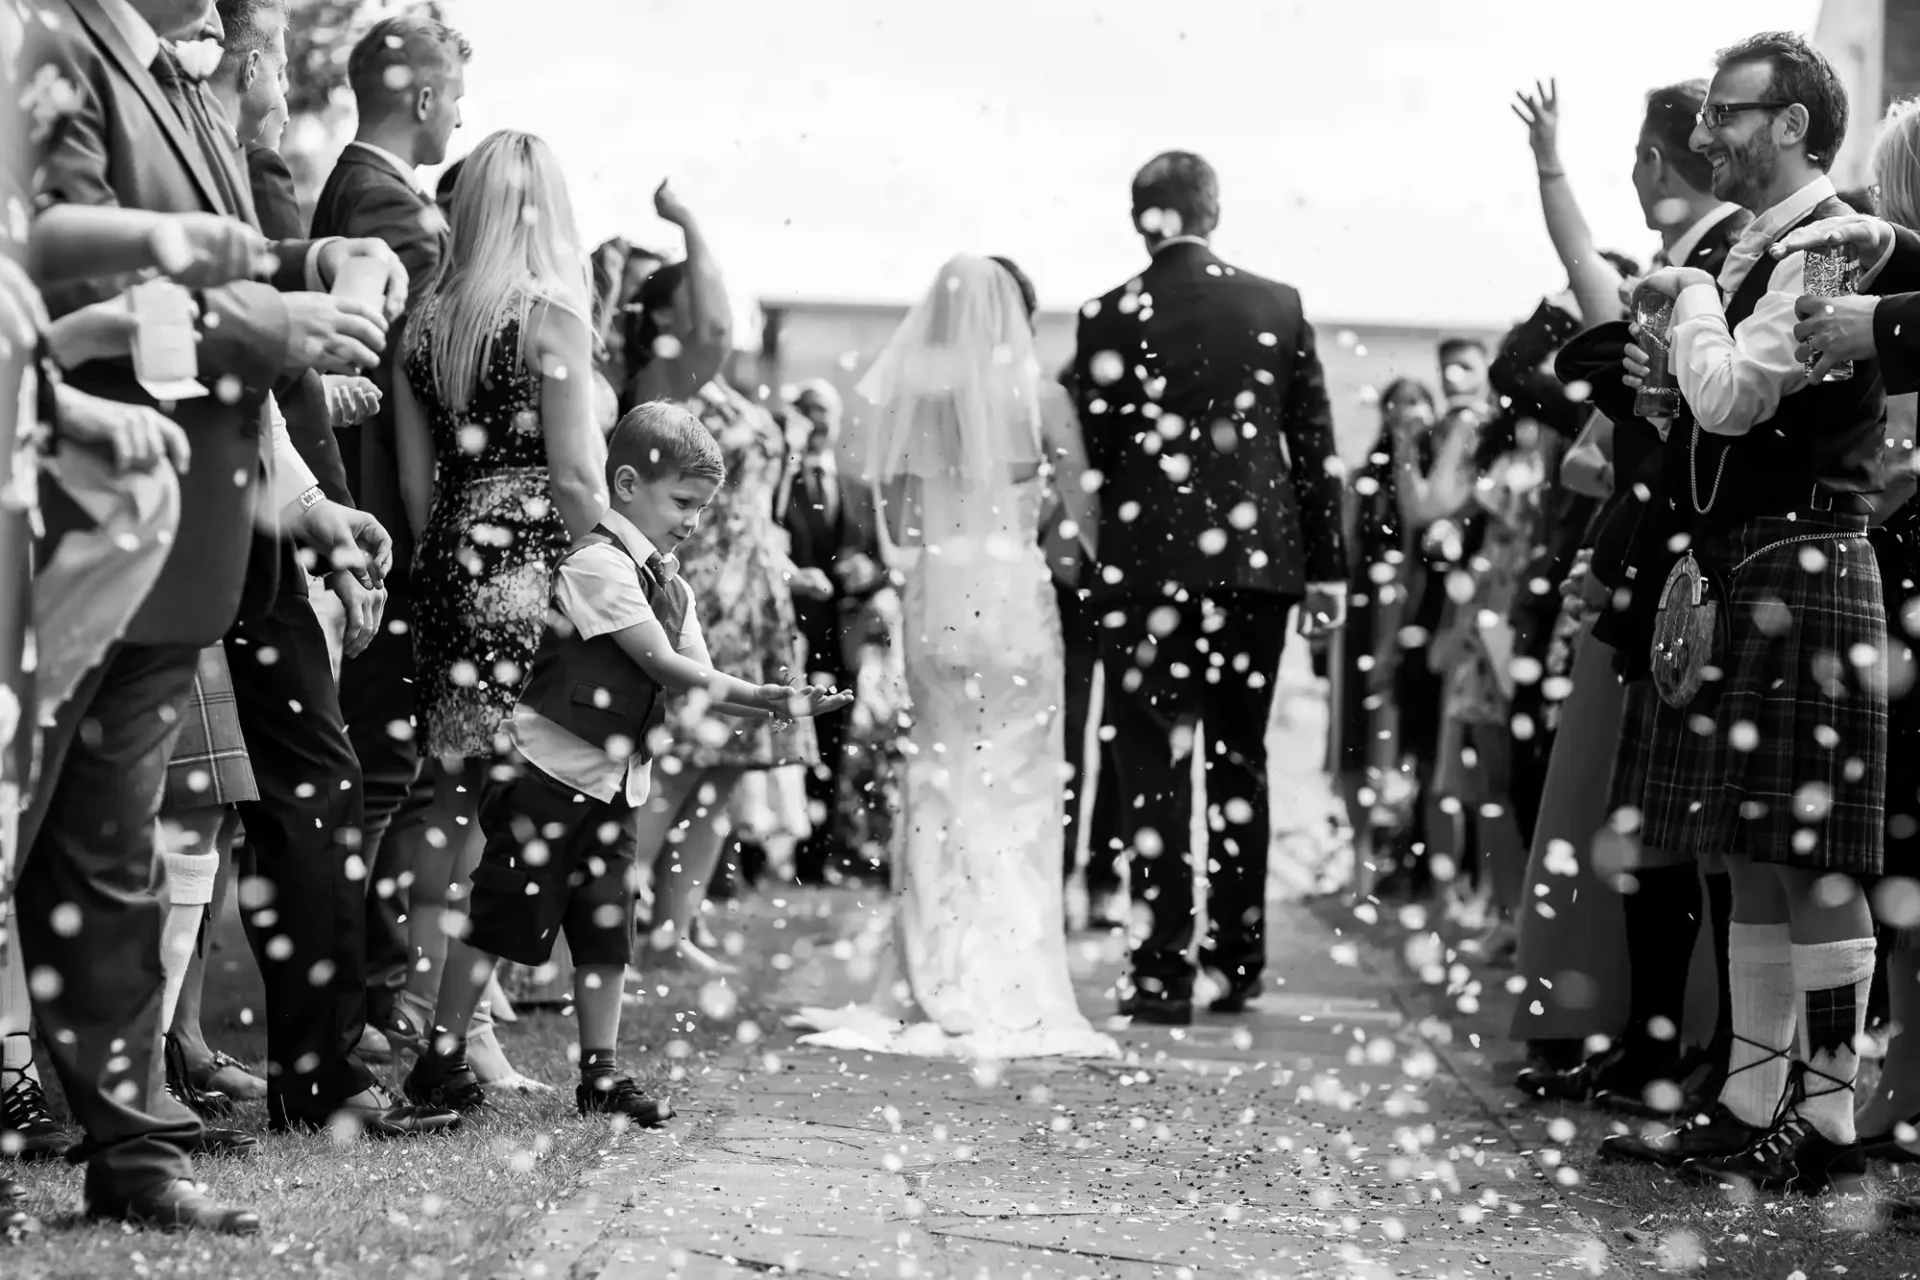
[187,1049,267,1102]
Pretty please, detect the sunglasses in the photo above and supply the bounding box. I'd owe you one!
[1696,101,1790,130]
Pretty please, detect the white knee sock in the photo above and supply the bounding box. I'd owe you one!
[0,901,38,1087]
[1721,922,1797,1128]
[1791,936,1876,1144]
[157,845,220,1035]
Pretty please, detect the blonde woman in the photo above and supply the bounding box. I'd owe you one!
[389,130,606,1089]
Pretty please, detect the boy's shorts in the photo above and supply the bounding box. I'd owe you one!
[463,765,637,969]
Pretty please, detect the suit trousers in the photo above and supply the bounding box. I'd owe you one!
[1100,590,1295,997]
[336,571,422,1016]
[226,586,376,1124]
[795,618,851,882]
[1056,583,1121,898]
[15,642,203,1199]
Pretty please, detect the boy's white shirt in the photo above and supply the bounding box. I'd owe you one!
[509,508,706,806]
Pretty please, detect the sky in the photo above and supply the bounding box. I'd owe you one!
[441,0,1826,328]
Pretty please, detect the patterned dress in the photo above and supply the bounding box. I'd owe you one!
[407,301,572,761]
[666,382,817,770]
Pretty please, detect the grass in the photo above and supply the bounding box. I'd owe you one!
[1313,887,1920,1279]
[0,898,807,1280]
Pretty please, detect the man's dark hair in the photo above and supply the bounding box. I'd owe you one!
[1130,151,1219,240]
[989,255,1038,322]
[1598,249,1642,279]
[347,14,472,107]
[213,0,285,80]
[1437,337,1487,364]
[625,260,687,372]
[1642,81,1715,191]
[1715,30,1849,170]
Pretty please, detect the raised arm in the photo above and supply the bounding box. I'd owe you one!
[527,298,610,541]
[652,182,733,392]
[1396,412,1478,528]
[1512,80,1625,325]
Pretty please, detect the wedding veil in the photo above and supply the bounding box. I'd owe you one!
[857,255,1050,664]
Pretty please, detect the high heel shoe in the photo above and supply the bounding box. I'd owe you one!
[164,1034,233,1120]
[646,929,742,978]
[183,1048,267,1103]
[464,1002,552,1095]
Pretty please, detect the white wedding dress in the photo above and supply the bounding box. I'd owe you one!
[790,256,1117,1061]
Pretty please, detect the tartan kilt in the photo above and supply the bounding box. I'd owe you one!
[1609,513,1885,874]
[162,643,258,811]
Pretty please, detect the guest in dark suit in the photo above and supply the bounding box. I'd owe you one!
[1072,152,1347,1024]
[19,0,424,1231]
[779,378,886,881]
[308,13,467,1040]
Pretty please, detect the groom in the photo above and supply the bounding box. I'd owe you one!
[1072,152,1348,1025]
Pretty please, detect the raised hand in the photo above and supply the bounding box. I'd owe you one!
[54,385,191,474]
[1772,214,1892,261]
[654,180,695,229]
[150,212,272,288]
[283,293,387,375]
[1510,79,1561,169]
[44,292,151,368]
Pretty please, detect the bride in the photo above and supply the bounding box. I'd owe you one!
[791,255,1117,1060]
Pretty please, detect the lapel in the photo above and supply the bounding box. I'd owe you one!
[196,86,259,226]
[69,0,227,215]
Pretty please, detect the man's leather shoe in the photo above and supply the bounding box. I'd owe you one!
[1,1072,69,1161]
[404,1052,487,1114]
[188,1125,260,1158]
[1118,992,1192,1026]
[1686,1112,1867,1193]
[1517,1041,1687,1116]
[291,1082,461,1138]
[577,1076,673,1126]
[1599,1101,1764,1169]
[1207,977,1263,1014]
[87,1178,261,1235]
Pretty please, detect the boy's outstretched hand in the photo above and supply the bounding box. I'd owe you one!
[753,682,855,720]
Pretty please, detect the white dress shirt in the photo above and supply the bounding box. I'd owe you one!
[1670,176,1835,437]
[509,509,706,807]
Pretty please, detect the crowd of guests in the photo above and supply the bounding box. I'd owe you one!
[0,0,897,1239]
[1324,30,1920,1209]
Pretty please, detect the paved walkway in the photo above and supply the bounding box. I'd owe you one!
[511,891,1613,1280]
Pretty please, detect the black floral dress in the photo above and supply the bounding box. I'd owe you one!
[406,302,571,760]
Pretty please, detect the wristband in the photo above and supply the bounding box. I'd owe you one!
[1536,168,1567,181]
[297,485,325,512]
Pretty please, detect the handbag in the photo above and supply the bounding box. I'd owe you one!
[1649,549,1725,709]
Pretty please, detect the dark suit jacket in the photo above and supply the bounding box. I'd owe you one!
[1869,226,1920,397]
[33,0,315,646]
[309,144,447,578]
[1070,241,1345,600]
[779,464,882,671]
[247,145,352,509]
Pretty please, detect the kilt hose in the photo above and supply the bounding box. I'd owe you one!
[1606,512,1885,876]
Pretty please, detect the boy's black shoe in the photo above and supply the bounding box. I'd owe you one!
[404,1052,487,1114]
[1686,1113,1868,1194]
[577,1076,673,1126]
[1207,976,1263,1015]
[0,1073,67,1161]
[1598,1101,1764,1169]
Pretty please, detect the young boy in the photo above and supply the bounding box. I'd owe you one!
[403,403,851,1121]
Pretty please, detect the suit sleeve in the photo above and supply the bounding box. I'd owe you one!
[1874,226,1920,298]
[278,370,353,504]
[1280,312,1348,584]
[1876,292,1920,397]
[349,177,444,296]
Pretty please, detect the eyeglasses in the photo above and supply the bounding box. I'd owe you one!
[1696,101,1791,130]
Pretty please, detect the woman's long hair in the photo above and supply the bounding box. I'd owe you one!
[1873,97,1920,232]
[408,129,591,412]
[1353,377,1436,570]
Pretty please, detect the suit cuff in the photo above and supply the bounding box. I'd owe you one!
[304,238,341,292]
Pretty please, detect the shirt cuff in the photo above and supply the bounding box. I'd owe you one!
[1308,581,1346,594]
[1671,280,1725,328]
[266,394,321,512]
[303,238,341,292]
